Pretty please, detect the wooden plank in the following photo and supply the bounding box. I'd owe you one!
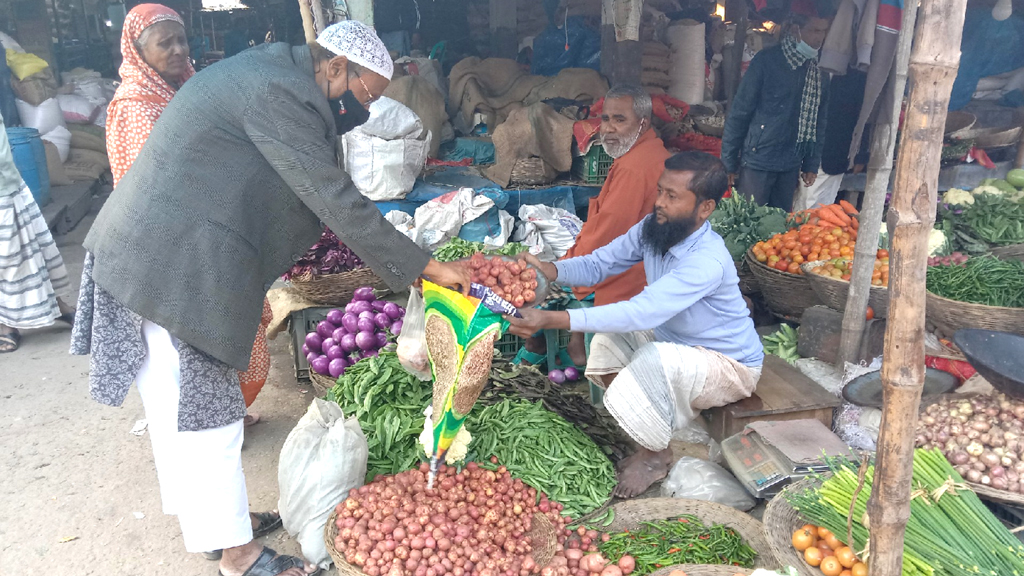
[728,355,840,417]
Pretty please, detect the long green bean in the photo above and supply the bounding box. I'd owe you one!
[598,515,758,575]
[927,255,1024,308]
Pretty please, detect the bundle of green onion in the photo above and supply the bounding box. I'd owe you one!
[786,449,1024,576]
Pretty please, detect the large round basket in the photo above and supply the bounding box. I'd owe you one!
[800,262,889,318]
[967,481,1024,506]
[925,291,1024,337]
[991,243,1024,262]
[745,250,820,319]
[324,507,558,574]
[763,478,825,576]
[309,371,336,397]
[606,498,776,570]
[735,261,760,295]
[651,565,753,576]
[944,110,977,139]
[290,268,390,306]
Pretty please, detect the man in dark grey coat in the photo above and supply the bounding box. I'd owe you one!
[74,21,468,576]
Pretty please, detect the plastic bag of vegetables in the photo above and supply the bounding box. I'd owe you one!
[396,288,431,380]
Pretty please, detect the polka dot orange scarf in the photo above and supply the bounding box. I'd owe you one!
[106,3,194,186]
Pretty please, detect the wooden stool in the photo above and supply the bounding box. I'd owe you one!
[702,355,841,443]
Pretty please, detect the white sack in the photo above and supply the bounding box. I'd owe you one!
[56,94,99,124]
[15,98,66,136]
[515,204,583,259]
[41,126,71,162]
[278,399,368,569]
[385,210,416,241]
[410,188,495,250]
[342,97,430,201]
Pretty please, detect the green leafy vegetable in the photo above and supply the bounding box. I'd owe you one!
[709,194,790,264]
[432,237,529,262]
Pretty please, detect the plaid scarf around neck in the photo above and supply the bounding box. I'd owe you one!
[781,34,822,157]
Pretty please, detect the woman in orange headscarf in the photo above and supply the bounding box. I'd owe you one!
[106,3,272,428]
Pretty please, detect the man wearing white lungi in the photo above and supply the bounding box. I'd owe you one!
[507,151,764,498]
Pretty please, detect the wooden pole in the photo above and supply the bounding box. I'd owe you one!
[298,0,316,43]
[835,3,918,367]
[867,0,967,572]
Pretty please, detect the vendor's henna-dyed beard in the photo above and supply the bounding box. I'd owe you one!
[641,211,699,255]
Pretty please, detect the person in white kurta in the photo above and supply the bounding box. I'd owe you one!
[0,111,74,352]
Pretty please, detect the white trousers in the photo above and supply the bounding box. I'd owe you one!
[792,170,844,212]
[137,320,253,553]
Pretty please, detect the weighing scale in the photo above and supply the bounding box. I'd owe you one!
[721,430,833,499]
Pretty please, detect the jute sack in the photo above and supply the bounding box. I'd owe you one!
[42,141,72,186]
[68,147,110,169]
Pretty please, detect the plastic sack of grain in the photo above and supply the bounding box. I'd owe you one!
[56,94,99,124]
[422,280,511,464]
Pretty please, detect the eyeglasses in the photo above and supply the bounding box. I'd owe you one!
[353,71,378,107]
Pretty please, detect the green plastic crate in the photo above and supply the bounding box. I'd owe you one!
[572,144,613,185]
[290,306,334,381]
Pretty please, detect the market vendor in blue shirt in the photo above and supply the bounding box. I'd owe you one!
[507,151,764,499]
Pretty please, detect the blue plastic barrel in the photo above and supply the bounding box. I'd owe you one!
[6,127,50,207]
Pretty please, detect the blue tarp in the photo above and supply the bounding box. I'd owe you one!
[950,8,1024,110]
[531,17,601,77]
[374,167,601,218]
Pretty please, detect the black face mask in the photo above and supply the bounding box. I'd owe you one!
[330,89,371,135]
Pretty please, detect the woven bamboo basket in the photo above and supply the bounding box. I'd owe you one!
[745,250,820,319]
[925,291,1024,337]
[651,565,753,576]
[605,498,776,570]
[290,268,390,306]
[324,507,558,575]
[944,110,977,139]
[309,371,336,397]
[800,262,889,318]
[992,243,1024,262]
[735,261,760,295]
[510,157,556,185]
[967,482,1024,506]
[763,478,826,576]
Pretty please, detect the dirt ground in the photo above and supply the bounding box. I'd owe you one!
[0,205,321,576]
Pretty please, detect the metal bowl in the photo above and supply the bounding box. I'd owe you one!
[954,329,1024,399]
[842,368,958,408]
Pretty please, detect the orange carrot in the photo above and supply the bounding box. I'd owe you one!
[817,212,846,228]
[839,200,859,215]
[851,216,859,230]
[826,204,853,226]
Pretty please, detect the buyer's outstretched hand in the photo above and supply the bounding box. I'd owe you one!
[503,308,569,338]
[422,259,472,296]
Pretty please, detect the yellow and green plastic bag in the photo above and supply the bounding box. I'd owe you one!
[421,280,512,465]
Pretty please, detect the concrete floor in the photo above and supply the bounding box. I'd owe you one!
[0,205,318,576]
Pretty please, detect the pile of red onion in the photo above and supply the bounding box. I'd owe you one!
[916,393,1024,492]
[333,460,576,576]
[305,286,405,378]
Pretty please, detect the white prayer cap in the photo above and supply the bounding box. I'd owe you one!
[316,20,394,80]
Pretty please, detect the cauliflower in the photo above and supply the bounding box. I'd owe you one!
[970,185,1003,197]
[928,228,948,256]
[944,188,975,206]
[418,406,472,465]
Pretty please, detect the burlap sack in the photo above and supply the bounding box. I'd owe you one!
[42,141,72,186]
[68,124,107,153]
[69,147,110,169]
[12,69,58,106]
[63,161,105,182]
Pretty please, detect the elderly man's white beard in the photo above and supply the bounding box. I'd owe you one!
[603,129,642,159]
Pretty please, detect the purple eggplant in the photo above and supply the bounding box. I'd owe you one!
[375,332,389,348]
[383,302,402,320]
[305,332,323,353]
[332,327,347,343]
[310,356,331,375]
[355,331,377,351]
[390,319,404,336]
[340,333,358,353]
[353,286,376,302]
[326,345,345,361]
[328,358,347,378]
[374,313,392,330]
[357,317,376,333]
[326,309,345,325]
[316,320,336,339]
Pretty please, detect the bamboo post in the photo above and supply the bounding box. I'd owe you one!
[835,5,918,367]
[298,0,317,43]
[867,0,968,572]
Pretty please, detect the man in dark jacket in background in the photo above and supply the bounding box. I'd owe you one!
[375,0,420,57]
[721,14,831,211]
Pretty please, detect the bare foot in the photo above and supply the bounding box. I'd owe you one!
[220,542,316,576]
[244,413,261,427]
[614,446,675,498]
[567,331,587,367]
